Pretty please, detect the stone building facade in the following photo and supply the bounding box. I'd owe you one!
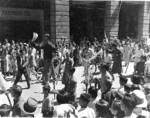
[0,0,149,42]
[50,0,150,42]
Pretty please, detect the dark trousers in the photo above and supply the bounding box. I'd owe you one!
[42,59,52,84]
[14,67,30,88]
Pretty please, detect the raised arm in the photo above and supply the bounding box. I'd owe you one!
[30,32,45,49]
[30,39,47,49]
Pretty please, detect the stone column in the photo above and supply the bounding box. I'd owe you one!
[50,0,70,43]
[104,1,120,40]
[138,2,150,40]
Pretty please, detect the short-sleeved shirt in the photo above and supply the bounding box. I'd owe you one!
[77,106,96,118]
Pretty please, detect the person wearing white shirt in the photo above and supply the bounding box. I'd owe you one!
[77,93,96,118]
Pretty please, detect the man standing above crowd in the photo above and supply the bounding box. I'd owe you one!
[111,42,122,75]
[31,33,56,85]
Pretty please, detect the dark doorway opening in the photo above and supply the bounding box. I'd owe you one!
[70,1,106,44]
[119,3,140,40]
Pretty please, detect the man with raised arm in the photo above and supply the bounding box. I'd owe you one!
[30,33,56,85]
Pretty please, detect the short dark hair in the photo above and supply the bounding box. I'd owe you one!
[95,99,113,117]
[56,90,69,104]
[88,86,98,99]
[131,75,141,85]
[119,76,127,86]
[124,84,132,93]
[121,93,136,111]
[79,93,90,103]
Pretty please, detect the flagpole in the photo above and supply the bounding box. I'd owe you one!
[5,93,12,108]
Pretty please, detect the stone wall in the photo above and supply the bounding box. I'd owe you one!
[50,0,70,43]
[138,1,150,40]
[48,0,149,42]
[104,1,120,39]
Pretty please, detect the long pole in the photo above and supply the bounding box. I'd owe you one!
[5,93,12,107]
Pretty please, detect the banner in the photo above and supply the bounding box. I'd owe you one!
[0,7,43,21]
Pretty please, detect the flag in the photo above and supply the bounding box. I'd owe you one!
[32,32,38,42]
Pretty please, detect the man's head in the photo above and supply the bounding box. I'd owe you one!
[120,93,136,116]
[79,93,90,108]
[99,63,109,73]
[88,86,98,99]
[131,75,141,85]
[95,99,112,117]
[10,85,22,99]
[119,75,128,86]
[43,33,50,43]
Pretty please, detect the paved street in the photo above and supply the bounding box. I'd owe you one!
[0,62,137,107]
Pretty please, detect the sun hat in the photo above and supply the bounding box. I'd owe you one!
[20,97,38,115]
[132,90,147,108]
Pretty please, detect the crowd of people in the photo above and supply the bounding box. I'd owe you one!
[0,33,150,118]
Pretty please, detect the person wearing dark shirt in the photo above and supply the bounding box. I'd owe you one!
[111,43,122,75]
[31,33,56,85]
[13,50,30,88]
[64,68,77,103]
[135,56,146,75]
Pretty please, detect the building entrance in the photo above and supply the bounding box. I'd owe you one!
[119,3,140,40]
[70,1,105,44]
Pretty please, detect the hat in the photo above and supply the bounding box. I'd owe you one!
[132,90,147,108]
[21,97,38,115]
[0,104,11,116]
[79,93,90,103]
